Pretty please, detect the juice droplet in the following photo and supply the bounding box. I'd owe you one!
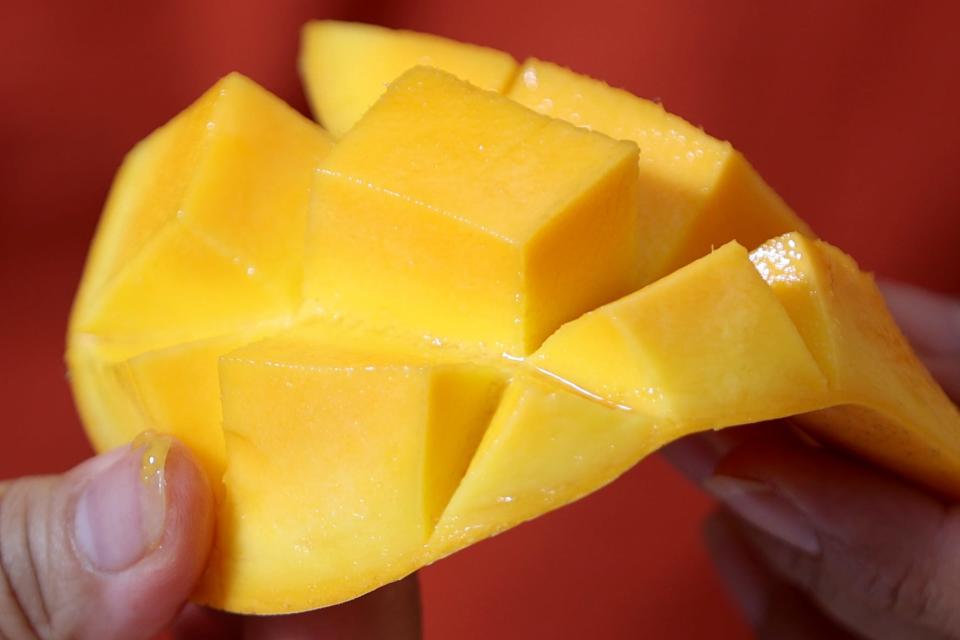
[132,430,172,493]
[131,431,173,548]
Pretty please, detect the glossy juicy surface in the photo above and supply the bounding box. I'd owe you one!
[507,58,812,282]
[752,233,960,495]
[305,67,641,356]
[533,242,829,432]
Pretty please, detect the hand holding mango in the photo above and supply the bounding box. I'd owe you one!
[665,282,960,638]
[41,18,960,634]
[0,434,420,638]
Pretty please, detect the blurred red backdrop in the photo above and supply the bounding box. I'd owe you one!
[1,1,958,638]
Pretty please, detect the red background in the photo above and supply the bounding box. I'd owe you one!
[2,1,958,638]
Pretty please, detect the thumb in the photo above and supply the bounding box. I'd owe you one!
[0,432,214,640]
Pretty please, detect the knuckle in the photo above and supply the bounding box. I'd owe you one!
[0,478,56,640]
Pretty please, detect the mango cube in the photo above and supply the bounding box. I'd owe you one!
[507,59,812,281]
[72,73,332,349]
[196,325,505,611]
[751,233,960,494]
[532,242,828,432]
[429,374,656,559]
[305,67,641,356]
[68,74,330,461]
[116,331,270,487]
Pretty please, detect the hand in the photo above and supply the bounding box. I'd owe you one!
[664,281,960,639]
[0,435,421,639]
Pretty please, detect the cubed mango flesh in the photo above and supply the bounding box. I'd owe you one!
[195,324,506,610]
[73,73,331,348]
[66,28,960,615]
[531,241,829,432]
[300,20,517,137]
[116,331,267,489]
[301,24,812,285]
[428,373,656,560]
[305,67,641,356]
[507,58,813,281]
[68,72,330,458]
[751,233,960,495]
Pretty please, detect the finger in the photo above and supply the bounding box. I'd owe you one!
[879,280,960,357]
[665,281,960,484]
[880,280,960,399]
[659,429,745,485]
[0,433,214,640]
[705,437,960,639]
[239,574,422,640]
[660,421,813,485]
[704,511,859,640]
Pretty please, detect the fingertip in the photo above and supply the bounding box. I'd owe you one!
[0,436,217,640]
[83,435,216,638]
[660,429,747,484]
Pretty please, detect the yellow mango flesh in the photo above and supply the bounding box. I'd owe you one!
[116,331,269,489]
[67,33,960,615]
[507,58,813,281]
[195,325,506,611]
[69,337,152,453]
[73,73,331,345]
[305,66,641,356]
[751,233,960,495]
[532,242,829,432]
[67,72,331,459]
[300,20,518,137]
[428,374,657,560]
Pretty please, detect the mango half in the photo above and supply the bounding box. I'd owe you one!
[69,29,959,614]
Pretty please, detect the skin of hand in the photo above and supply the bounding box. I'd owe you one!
[663,281,960,640]
[0,434,421,639]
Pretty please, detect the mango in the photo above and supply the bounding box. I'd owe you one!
[304,67,642,356]
[195,322,506,610]
[751,233,960,495]
[73,73,331,348]
[531,241,829,430]
[428,373,656,560]
[507,58,812,281]
[66,27,960,615]
[68,72,330,456]
[300,20,517,137]
[300,23,811,284]
[116,332,264,488]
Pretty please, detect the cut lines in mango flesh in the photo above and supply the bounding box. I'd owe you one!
[67,21,960,613]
